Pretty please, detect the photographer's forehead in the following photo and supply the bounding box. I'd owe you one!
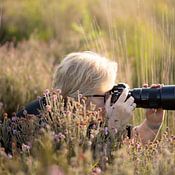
[98,79,115,94]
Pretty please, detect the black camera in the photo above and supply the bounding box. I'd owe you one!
[110,83,175,110]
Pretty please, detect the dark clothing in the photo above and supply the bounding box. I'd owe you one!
[16,97,47,117]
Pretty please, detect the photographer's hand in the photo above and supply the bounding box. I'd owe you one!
[132,84,165,144]
[144,84,164,129]
[105,87,136,134]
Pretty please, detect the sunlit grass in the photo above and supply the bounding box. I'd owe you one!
[0,1,175,174]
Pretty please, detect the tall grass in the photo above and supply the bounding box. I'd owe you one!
[0,0,175,131]
[0,91,174,175]
[0,40,55,114]
[0,0,175,174]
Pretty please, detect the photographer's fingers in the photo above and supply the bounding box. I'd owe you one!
[117,88,129,103]
[143,84,148,88]
[151,84,160,88]
[125,96,134,106]
[143,83,164,89]
[128,103,136,111]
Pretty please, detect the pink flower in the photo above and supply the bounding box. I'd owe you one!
[44,89,50,96]
[22,143,31,152]
[66,111,72,116]
[56,89,62,94]
[136,143,141,150]
[52,94,58,101]
[54,133,66,142]
[46,105,52,112]
[92,167,102,175]
[90,134,95,139]
[12,116,17,122]
[78,94,83,98]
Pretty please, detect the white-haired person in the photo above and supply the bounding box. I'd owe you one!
[17,51,164,144]
[52,51,164,143]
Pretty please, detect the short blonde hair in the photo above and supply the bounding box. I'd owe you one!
[53,51,117,98]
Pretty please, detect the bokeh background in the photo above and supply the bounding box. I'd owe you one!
[0,0,175,133]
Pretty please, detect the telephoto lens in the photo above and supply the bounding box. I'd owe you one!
[110,83,175,110]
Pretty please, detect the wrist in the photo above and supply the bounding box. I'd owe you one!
[132,121,158,144]
[145,119,162,130]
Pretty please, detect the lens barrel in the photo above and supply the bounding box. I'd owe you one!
[131,86,175,110]
[111,84,175,110]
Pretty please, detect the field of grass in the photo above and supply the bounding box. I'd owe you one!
[0,0,175,174]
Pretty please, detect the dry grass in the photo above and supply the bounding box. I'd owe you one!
[0,92,174,175]
[0,0,175,174]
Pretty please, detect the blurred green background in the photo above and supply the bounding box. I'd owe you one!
[0,0,175,132]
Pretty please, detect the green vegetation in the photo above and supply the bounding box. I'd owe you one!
[0,0,175,174]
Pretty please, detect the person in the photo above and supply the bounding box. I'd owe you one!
[17,51,164,144]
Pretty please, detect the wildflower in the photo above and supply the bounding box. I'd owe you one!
[58,133,65,140]
[22,143,31,152]
[78,93,83,99]
[64,129,68,135]
[52,94,58,101]
[54,135,60,143]
[7,154,13,159]
[3,113,8,119]
[46,105,52,112]
[136,143,141,150]
[11,116,17,122]
[92,111,98,116]
[56,89,62,94]
[87,141,92,147]
[80,121,87,126]
[92,124,97,129]
[104,127,108,135]
[113,128,118,134]
[98,108,103,112]
[66,111,72,117]
[23,109,28,116]
[12,129,17,135]
[44,89,50,95]
[90,134,95,139]
[92,167,102,175]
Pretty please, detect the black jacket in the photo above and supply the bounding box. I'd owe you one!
[16,97,46,117]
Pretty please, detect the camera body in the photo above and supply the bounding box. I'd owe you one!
[110,83,175,110]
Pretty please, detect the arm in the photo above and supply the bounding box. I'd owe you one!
[131,84,165,144]
[132,108,164,144]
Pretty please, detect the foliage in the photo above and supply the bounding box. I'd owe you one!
[0,1,175,173]
[0,92,174,174]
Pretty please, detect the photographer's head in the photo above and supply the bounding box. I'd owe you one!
[53,51,118,109]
